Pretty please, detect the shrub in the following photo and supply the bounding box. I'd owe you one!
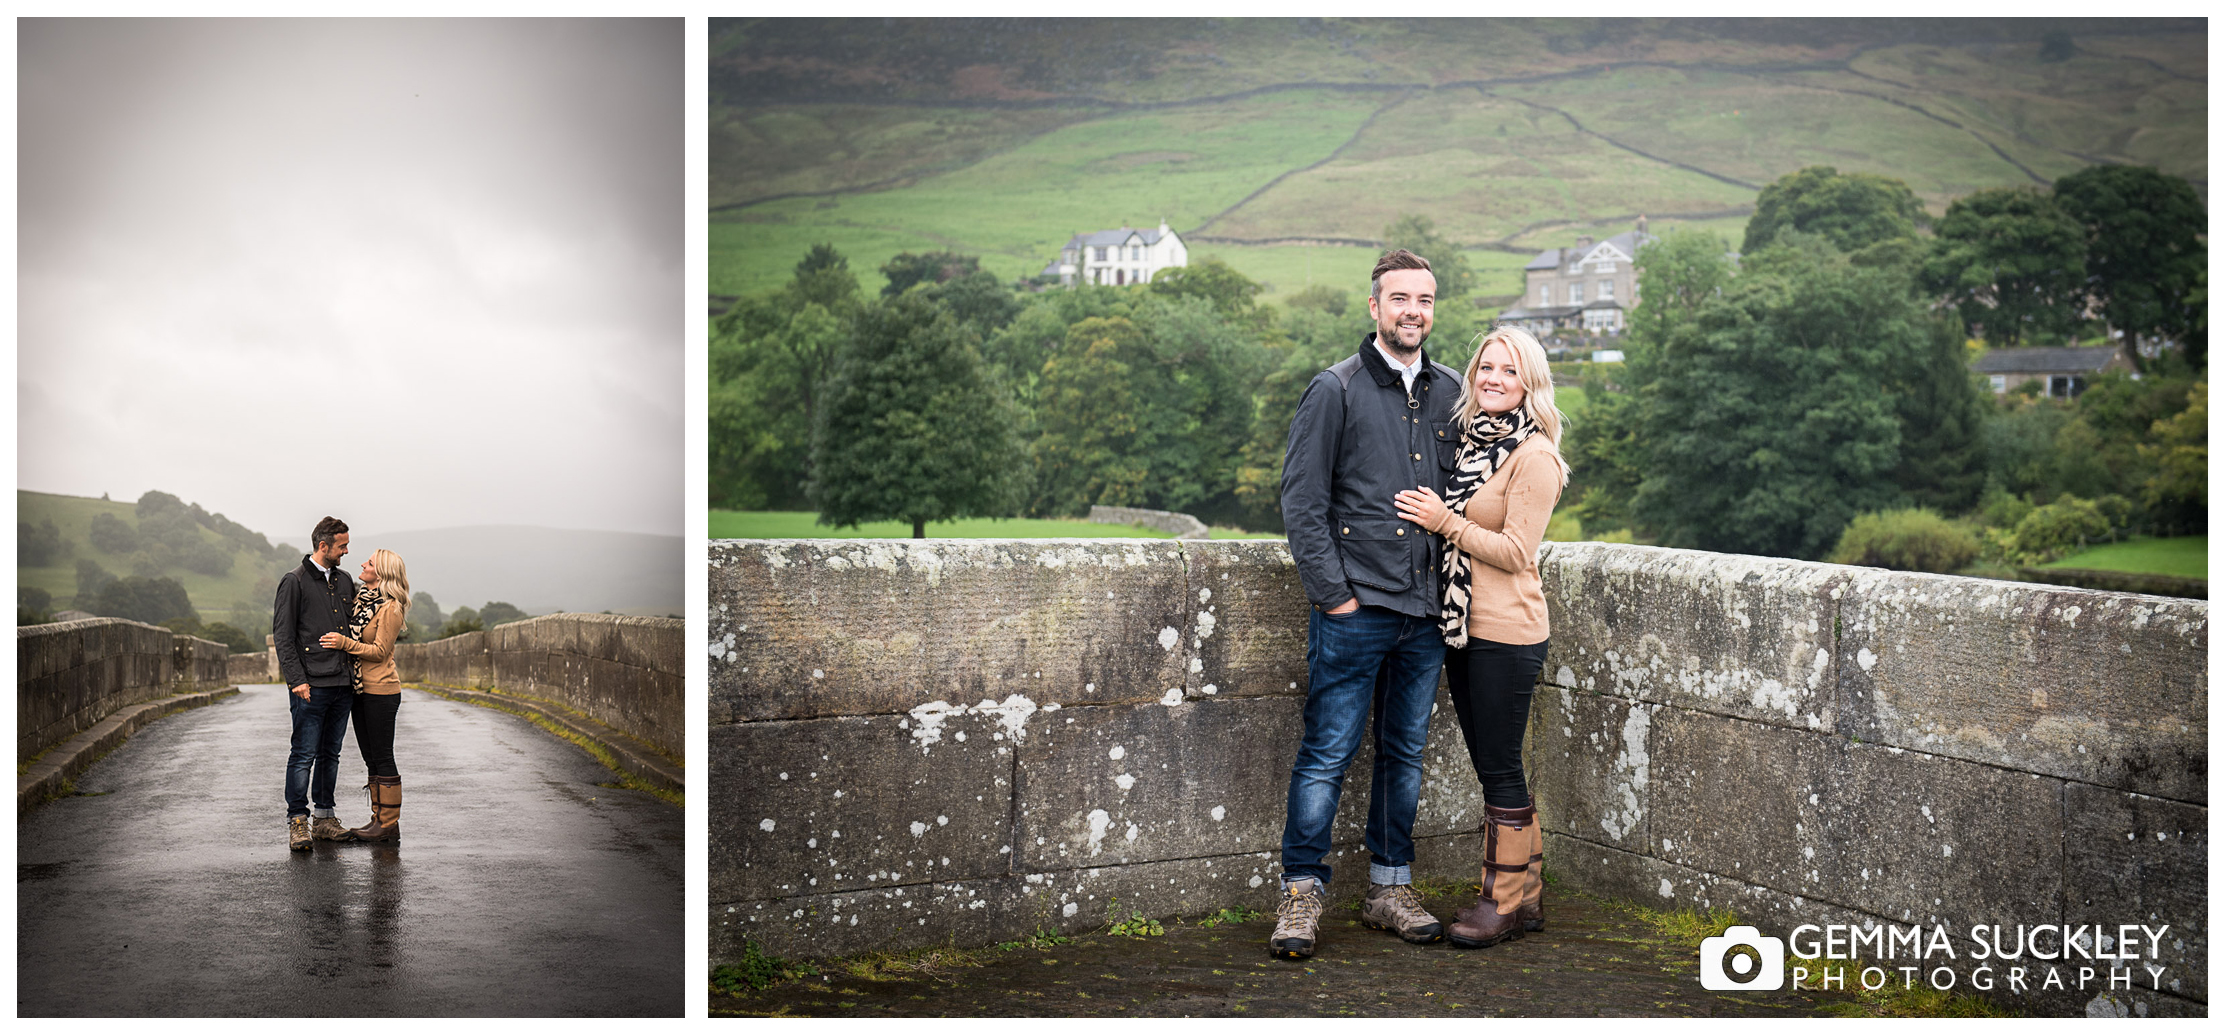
[1988,494,2119,565]
[1827,508,1981,573]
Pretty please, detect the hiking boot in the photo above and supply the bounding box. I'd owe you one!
[310,815,351,841]
[1361,882,1445,944]
[1449,803,1534,949]
[287,815,312,852]
[1269,877,1325,959]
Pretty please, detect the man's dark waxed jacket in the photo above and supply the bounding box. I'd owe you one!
[273,555,357,690]
[1280,332,1465,617]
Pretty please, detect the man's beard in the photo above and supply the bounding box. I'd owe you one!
[1378,326,1429,357]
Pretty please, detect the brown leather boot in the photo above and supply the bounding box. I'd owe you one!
[1518,806,1545,932]
[1449,803,1534,949]
[343,775,401,843]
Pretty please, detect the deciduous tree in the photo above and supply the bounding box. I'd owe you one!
[1743,166,1927,255]
[2051,164,2207,368]
[1920,187,2087,347]
[1380,214,1474,300]
[810,294,1028,538]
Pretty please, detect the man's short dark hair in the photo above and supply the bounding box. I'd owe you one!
[311,516,349,549]
[1371,249,1434,299]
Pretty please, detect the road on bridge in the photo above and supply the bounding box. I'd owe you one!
[18,684,682,1017]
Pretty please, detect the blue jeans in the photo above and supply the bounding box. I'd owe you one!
[285,685,355,818]
[1280,605,1445,888]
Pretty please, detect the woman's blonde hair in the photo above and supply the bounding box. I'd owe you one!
[1455,325,1570,484]
[370,549,411,619]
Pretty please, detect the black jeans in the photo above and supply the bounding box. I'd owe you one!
[352,692,401,779]
[1444,638,1550,809]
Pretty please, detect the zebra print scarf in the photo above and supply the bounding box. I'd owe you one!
[346,584,383,693]
[1436,405,1538,648]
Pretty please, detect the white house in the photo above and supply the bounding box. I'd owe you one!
[1044,219,1187,287]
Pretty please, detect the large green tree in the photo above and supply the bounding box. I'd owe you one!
[708,246,863,510]
[1628,235,1945,559]
[1920,187,2087,347]
[810,294,1028,538]
[1742,166,1927,255]
[1147,257,1262,319]
[1380,214,1474,300]
[2051,164,2207,369]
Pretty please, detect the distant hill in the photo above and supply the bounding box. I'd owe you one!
[710,17,2206,303]
[363,525,682,617]
[18,490,682,626]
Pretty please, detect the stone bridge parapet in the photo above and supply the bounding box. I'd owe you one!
[709,539,2207,1016]
[395,613,683,759]
[19,617,231,763]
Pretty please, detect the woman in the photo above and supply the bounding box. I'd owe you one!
[1392,325,1569,949]
[320,548,410,843]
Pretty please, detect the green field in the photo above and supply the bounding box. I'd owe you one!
[2040,536,2207,580]
[711,20,2203,300]
[17,490,292,627]
[710,511,1283,540]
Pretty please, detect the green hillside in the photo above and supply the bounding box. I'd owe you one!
[710,17,2204,306]
[18,490,300,629]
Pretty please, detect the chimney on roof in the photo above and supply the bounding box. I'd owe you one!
[1574,235,1594,253]
[1636,214,1649,235]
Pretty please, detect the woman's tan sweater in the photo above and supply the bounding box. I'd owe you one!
[1423,434,1564,645]
[332,596,403,694]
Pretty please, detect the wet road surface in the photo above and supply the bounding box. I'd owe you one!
[713,884,1865,1018]
[19,685,682,1017]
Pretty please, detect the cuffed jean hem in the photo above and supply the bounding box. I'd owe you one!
[1369,862,1413,886]
[311,806,336,818]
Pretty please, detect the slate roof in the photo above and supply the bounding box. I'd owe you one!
[1970,346,2121,375]
[1524,229,1653,271]
[1063,226,1172,250]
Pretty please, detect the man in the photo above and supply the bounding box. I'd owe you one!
[274,515,357,851]
[1272,249,1463,958]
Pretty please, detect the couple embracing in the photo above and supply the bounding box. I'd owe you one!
[1273,249,1569,958]
[276,516,415,851]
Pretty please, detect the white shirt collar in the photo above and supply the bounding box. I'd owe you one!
[1373,335,1422,391]
[309,555,332,580]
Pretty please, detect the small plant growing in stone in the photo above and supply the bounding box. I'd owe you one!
[1104,897,1165,937]
[1194,906,1261,929]
[712,940,817,993]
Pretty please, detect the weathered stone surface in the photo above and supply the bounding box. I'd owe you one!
[2062,783,2207,1003]
[710,714,1017,904]
[1180,541,1310,702]
[1541,543,1844,732]
[1837,571,2207,801]
[1017,698,1295,871]
[1653,708,2065,929]
[714,878,1025,963]
[1528,686,1654,852]
[398,614,682,755]
[710,540,1192,724]
[711,539,2204,987]
[18,618,180,761]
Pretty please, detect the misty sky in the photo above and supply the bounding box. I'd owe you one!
[18,18,681,541]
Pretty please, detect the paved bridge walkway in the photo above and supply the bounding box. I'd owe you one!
[18,684,682,1017]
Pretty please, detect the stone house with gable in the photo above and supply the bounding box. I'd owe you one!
[1969,345,2131,399]
[1497,217,1655,336]
[1044,219,1187,287]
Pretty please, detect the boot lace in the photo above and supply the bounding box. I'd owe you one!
[1275,884,1323,935]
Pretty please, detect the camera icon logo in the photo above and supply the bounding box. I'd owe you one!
[1699,925,1786,991]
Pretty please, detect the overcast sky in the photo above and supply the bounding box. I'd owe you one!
[19,18,681,542]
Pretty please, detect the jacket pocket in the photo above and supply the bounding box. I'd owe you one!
[1432,421,1461,472]
[1334,516,1419,592]
[304,647,345,678]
